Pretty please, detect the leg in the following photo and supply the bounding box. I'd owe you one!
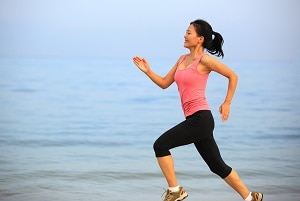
[153,111,209,187]
[195,136,250,199]
[155,149,189,201]
[157,155,178,187]
[153,122,191,188]
[224,169,250,199]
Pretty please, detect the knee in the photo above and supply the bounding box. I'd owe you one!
[153,140,170,157]
[153,140,159,153]
[209,163,232,179]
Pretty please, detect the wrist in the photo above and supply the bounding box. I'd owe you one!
[145,68,153,76]
[224,100,231,104]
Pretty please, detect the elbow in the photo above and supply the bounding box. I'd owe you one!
[153,82,168,89]
[159,84,168,89]
[230,72,238,83]
[159,79,173,89]
[234,72,238,82]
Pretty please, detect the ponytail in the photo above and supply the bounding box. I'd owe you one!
[211,31,224,58]
[190,19,224,58]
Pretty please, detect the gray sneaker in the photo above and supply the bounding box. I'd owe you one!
[162,187,188,201]
[251,192,263,201]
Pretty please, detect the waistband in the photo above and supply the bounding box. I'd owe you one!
[186,110,211,119]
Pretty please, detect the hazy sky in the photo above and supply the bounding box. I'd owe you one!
[0,0,299,61]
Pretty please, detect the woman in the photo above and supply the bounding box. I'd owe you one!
[132,19,263,201]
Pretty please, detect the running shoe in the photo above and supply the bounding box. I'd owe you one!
[162,187,188,201]
[251,192,263,201]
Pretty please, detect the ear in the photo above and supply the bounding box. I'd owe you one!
[198,36,204,44]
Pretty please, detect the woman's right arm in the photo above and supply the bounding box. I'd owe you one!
[132,56,180,89]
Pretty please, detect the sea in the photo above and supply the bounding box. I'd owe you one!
[0,57,299,201]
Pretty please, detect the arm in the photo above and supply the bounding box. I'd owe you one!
[201,55,238,122]
[132,56,180,89]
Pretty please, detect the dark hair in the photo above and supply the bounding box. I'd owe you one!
[190,19,224,58]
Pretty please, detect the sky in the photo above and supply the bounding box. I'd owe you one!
[0,0,299,61]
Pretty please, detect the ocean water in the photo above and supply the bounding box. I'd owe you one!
[0,57,299,201]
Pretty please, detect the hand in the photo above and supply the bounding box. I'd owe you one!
[132,56,150,73]
[219,102,231,122]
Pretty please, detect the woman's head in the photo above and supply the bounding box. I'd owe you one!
[189,19,224,58]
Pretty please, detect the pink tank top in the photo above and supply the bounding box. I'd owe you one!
[174,54,210,117]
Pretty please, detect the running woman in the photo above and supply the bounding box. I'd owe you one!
[132,19,263,201]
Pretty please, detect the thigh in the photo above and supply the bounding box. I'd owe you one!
[194,136,223,163]
[154,120,195,151]
[155,110,214,150]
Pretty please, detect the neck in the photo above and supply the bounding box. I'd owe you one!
[188,47,204,59]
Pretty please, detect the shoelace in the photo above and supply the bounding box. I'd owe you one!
[161,189,173,201]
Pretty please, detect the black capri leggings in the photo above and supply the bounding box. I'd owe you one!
[153,110,232,179]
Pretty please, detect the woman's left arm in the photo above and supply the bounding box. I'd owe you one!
[201,55,238,122]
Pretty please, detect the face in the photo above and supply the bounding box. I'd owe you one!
[184,24,203,48]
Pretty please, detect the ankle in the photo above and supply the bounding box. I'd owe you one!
[244,192,252,201]
[168,185,179,192]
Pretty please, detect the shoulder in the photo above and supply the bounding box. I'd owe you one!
[177,54,188,64]
[200,54,214,65]
[200,54,223,70]
[200,55,235,77]
[169,54,187,72]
